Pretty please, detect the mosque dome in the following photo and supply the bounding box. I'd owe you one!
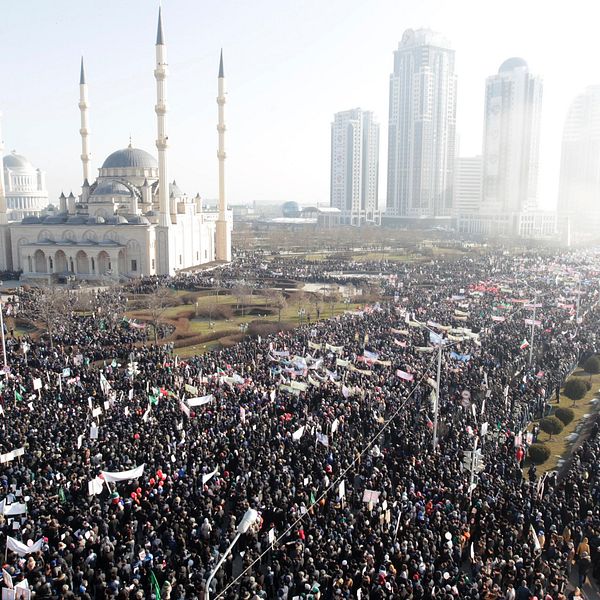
[102,147,158,170]
[3,152,34,170]
[498,57,528,73]
[91,180,132,197]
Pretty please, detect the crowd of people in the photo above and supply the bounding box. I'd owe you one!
[0,250,599,599]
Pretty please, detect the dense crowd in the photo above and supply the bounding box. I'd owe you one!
[0,250,599,599]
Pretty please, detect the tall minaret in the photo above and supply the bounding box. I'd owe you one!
[78,57,91,184]
[0,111,7,225]
[0,111,11,272]
[155,7,171,228]
[215,50,231,261]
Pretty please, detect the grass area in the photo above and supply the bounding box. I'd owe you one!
[529,369,600,474]
[123,287,362,358]
[353,252,418,263]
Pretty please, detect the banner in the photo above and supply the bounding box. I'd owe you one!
[187,395,213,407]
[87,477,105,496]
[202,467,218,485]
[308,341,322,351]
[290,381,308,392]
[316,432,329,447]
[6,537,43,556]
[179,400,190,418]
[396,369,414,382]
[0,501,27,516]
[292,426,305,441]
[336,358,350,368]
[325,344,344,354]
[101,464,145,483]
[184,384,198,395]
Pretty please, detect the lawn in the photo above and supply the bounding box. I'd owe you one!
[529,369,600,474]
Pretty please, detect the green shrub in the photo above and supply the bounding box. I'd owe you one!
[583,355,600,374]
[528,443,551,465]
[539,416,564,439]
[564,378,588,402]
[554,407,575,426]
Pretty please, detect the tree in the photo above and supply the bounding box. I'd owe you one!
[325,290,341,317]
[268,291,287,322]
[564,377,588,405]
[539,416,564,440]
[232,283,252,317]
[146,286,172,344]
[554,407,575,426]
[583,355,600,374]
[528,443,551,465]
[20,285,71,349]
[310,292,324,321]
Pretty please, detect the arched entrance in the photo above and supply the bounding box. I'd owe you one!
[118,249,126,275]
[76,250,90,274]
[55,250,68,274]
[98,251,111,275]
[34,249,46,273]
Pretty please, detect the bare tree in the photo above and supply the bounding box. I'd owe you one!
[268,290,287,322]
[310,292,324,321]
[325,290,341,317]
[232,283,252,317]
[146,286,172,344]
[20,286,71,348]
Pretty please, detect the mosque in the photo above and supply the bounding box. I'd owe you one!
[2,151,48,222]
[0,8,232,280]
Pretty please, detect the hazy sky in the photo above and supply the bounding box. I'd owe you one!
[1,0,598,209]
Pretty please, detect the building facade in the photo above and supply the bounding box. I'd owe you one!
[0,9,232,279]
[3,152,48,221]
[330,108,380,226]
[481,58,543,215]
[385,29,457,222]
[557,85,600,236]
[453,156,482,216]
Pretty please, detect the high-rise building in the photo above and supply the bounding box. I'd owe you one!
[385,29,457,223]
[481,58,543,214]
[330,108,379,226]
[454,156,482,216]
[557,85,600,235]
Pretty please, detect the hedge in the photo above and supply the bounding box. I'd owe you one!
[528,443,551,465]
[539,416,564,439]
[554,407,575,426]
[583,355,600,374]
[564,378,588,402]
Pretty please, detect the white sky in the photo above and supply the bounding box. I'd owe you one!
[1,0,598,209]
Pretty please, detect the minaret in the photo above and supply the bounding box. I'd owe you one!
[0,111,11,272]
[79,57,91,184]
[154,7,171,228]
[215,50,231,261]
[0,112,7,226]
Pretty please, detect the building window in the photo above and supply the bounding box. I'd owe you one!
[91,258,95,271]
[131,259,137,271]
[179,254,182,265]
[49,258,53,269]
[204,249,207,259]
[151,259,155,270]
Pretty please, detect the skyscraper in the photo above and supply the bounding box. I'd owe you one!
[558,86,600,235]
[330,108,379,226]
[481,58,543,214]
[454,156,482,216]
[386,29,457,222]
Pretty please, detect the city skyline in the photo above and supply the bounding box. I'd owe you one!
[1,0,599,209]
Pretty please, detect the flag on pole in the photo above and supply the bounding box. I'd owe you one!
[519,339,530,350]
[14,390,22,402]
[149,570,161,600]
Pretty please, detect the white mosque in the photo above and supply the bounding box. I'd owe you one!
[0,8,232,280]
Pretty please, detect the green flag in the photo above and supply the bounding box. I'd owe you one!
[310,491,316,505]
[99,319,107,331]
[14,390,22,402]
[149,394,159,406]
[149,569,161,600]
[58,486,67,505]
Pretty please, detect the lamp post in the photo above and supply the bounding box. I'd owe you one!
[0,282,7,375]
[204,508,258,600]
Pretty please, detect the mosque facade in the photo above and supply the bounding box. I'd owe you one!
[0,8,232,280]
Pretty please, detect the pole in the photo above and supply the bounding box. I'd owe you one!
[529,294,536,366]
[433,340,442,450]
[205,531,241,600]
[0,293,7,376]
[576,276,581,323]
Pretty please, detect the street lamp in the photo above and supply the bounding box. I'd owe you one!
[204,508,258,600]
[0,281,7,375]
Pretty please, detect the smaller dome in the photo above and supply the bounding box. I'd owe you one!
[86,216,106,224]
[499,57,528,73]
[41,215,68,224]
[21,216,40,224]
[105,215,129,225]
[66,215,87,224]
[3,152,34,170]
[91,180,132,197]
[126,215,151,225]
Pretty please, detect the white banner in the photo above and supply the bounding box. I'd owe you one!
[187,395,213,407]
[6,537,44,556]
[101,464,145,483]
